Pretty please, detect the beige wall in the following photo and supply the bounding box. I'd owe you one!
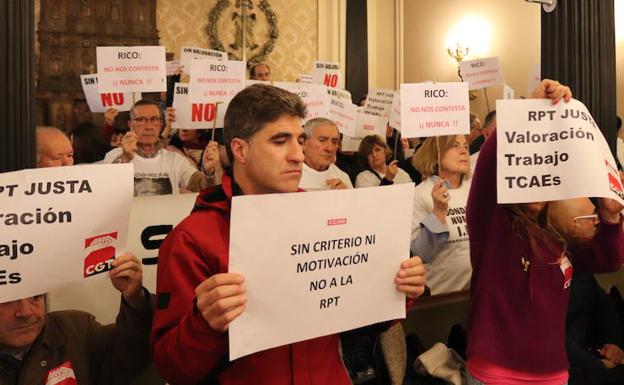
[157,0,318,82]
[367,0,397,90]
[402,0,540,121]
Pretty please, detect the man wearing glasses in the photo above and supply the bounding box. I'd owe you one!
[102,100,220,196]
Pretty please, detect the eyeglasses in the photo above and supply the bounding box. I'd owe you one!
[133,116,162,125]
[573,214,599,223]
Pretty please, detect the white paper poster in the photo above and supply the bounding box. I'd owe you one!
[97,46,167,92]
[166,60,182,76]
[496,98,624,205]
[180,46,228,74]
[189,59,246,128]
[228,184,414,360]
[298,74,314,83]
[171,83,223,129]
[48,193,196,323]
[312,61,342,89]
[364,89,395,118]
[340,112,388,153]
[503,84,515,100]
[327,88,357,136]
[389,92,401,131]
[80,74,139,113]
[274,82,331,123]
[400,82,470,138]
[459,57,504,90]
[0,164,133,303]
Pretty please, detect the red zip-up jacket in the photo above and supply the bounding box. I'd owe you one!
[466,130,624,374]
[151,174,351,385]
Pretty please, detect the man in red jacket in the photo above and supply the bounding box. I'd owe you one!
[151,84,426,385]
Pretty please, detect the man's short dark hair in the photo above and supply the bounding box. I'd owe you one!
[223,84,307,162]
[484,110,497,128]
[130,99,162,120]
[249,62,270,79]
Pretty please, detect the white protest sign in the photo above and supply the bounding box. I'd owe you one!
[389,92,401,131]
[80,74,139,113]
[459,57,504,90]
[166,60,182,76]
[528,64,541,95]
[0,164,133,303]
[274,82,331,123]
[180,46,228,75]
[228,184,414,360]
[298,74,313,83]
[97,46,166,92]
[313,61,342,89]
[400,82,470,138]
[189,59,246,128]
[327,88,357,136]
[340,112,388,153]
[364,89,395,118]
[48,193,196,324]
[503,84,515,100]
[171,83,223,129]
[497,98,624,205]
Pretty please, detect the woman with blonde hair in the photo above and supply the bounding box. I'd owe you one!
[465,80,624,385]
[355,134,413,188]
[410,134,471,294]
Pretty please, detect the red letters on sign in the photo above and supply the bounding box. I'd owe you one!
[100,93,125,107]
[191,103,216,122]
[323,74,338,88]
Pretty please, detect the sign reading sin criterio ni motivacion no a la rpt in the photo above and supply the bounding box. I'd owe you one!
[228,184,415,360]
[0,164,134,302]
[496,98,624,205]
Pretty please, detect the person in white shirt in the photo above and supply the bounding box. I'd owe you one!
[355,134,413,188]
[299,118,353,190]
[102,100,220,196]
[411,134,472,295]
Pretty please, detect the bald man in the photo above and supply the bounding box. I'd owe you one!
[36,126,74,168]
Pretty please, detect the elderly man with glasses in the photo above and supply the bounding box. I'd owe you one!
[102,99,220,196]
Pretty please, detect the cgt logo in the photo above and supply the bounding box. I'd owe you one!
[44,361,77,385]
[327,218,347,226]
[83,232,117,278]
[605,160,624,200]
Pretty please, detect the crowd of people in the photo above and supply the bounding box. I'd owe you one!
[3,60,624,385]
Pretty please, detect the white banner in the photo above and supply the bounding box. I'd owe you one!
[340,111,388,153]
[189,59,246,128]
[80,74,139,113]
[228,184,414,360]
[180,46,228,75]
[171,83,223,129]
[48,193,196,323]
[459,57,504,90]
[0,164,133,303]
[313,61,342,89]
[400,82,470,138]
[496,98,624,205]
[96,46,167,92]
[274,82,331,123]
[327,88,357,136]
